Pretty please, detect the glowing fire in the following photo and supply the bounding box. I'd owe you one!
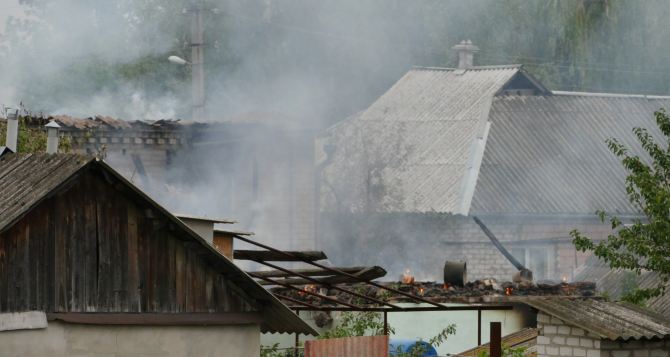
[443,283,449,290]
[402,269,415,284]
[561,276,568,283]
[418,287,425,296]
[505,287,513,296]
[299,284,318,296]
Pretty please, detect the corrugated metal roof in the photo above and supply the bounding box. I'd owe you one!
[470,93,670,215]
[0,153,315,335]
[524,298,670,341]
[574,257,670,318]
[324,66,521,212]
[459,328,538,356]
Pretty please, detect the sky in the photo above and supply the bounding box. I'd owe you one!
[0,0,26,35]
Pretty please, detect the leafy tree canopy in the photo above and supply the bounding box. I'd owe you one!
[572,109,670,304]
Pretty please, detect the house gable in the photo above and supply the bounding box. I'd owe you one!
[0,153,316,335]
[0,163,256,314]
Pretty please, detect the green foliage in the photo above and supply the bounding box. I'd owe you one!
[0,118,71,153]
[477,345,528,357]
[318,312,389,339]
[572,109,670,303]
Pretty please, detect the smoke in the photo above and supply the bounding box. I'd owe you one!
[3,0,670,279]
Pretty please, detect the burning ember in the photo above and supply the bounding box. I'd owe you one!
[274,279,597,307]
[298,284,318,296]
[401,269,415,284]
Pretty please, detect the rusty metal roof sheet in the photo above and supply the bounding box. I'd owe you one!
[524,298,670,341]
[0,153,316,335]
[323,66,521,212]
[471,93,670,215]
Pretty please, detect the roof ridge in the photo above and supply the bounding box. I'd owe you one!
[552,90,670,99]
[412,64,522,71]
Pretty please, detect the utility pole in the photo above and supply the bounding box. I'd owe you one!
[190,1,206,121]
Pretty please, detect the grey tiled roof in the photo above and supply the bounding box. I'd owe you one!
[471,93,670,215]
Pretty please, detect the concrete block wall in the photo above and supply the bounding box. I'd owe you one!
[601,340,670,357]
[536,311,601,357]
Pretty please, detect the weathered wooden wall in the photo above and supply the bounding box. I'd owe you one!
[0,167,256,314]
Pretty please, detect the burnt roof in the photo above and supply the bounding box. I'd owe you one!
[0,153,316,335]
[524,298,670,341]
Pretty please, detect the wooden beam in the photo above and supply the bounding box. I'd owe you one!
[249,266,379,279]
[234,250,327,262]
[46,313,264,326]
[256,266,386,286]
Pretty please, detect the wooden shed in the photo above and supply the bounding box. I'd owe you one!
[0,153,315,356]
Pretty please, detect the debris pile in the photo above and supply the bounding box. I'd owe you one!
[273,278,597,307]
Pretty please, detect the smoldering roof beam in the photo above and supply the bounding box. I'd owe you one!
[233,250,327,262]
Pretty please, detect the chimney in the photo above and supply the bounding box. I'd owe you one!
[5,110,18,152]
[452,39,479,69]
[45,120,61,154]
[175,214,238,259]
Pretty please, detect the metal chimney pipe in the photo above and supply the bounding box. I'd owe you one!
[5,110,18,152]
[452,39,479,69]
[45,120,61,154]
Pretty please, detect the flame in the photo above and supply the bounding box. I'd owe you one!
[418,287,425,296]
[561,276,568,283]
[299,284,318,296]
[505,287,513,296]
[443,283,449,290]
[402,269,415,284]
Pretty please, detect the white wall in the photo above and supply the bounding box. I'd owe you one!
[0,321,260,357]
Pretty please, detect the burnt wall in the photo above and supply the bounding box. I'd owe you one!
[0,168,256,313]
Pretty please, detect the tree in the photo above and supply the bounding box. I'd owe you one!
[0,116,71,153]
[571,109,670,304]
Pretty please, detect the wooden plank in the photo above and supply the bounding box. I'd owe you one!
[233,250,327,262]
[126,203,139,311]
[256,266,387,286]
[46,312,264,325]
[249,266,381,279]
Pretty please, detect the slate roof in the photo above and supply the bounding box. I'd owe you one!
[0,153,316,335]
[471,93,670,215]
[459,328,538,356]
[524,298,670,341]
[574,257,670,318]
[323,65,526,213]
[323,65,670,215]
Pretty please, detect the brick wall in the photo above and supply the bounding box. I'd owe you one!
[536,311,600,357]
